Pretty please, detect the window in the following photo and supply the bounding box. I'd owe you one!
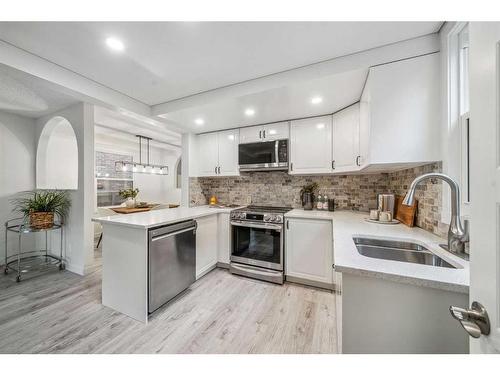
[458,24,470,203]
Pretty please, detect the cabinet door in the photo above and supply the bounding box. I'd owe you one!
[332,103,360,173]
[285,218,333,284]
[196,133,219,176]
[196,215,218,279]
[239,125,263,144]
[262,121,289,141]
[217,129,239,176]
[289,116,332,174]
[359,100,370,168]
[217,213,231,264]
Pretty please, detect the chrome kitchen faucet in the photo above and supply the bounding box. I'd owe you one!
[403,173,469,260]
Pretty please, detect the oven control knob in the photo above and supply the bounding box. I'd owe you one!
[264,216,270,222]
[275,216,282,223]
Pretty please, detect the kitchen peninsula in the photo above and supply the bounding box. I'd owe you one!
[93,206,237,322]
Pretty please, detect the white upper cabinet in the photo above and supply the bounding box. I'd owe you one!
[332,103,360,173]
[360,53,441,170]
[217,129,239,176]
[196,129,239,177]
[239,122,289,143]
[289,115,333,174]
[196,132,219,177]
[262,122,289,141]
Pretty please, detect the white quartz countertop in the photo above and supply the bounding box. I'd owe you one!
[93,205,242,229]
[285,209,469,294]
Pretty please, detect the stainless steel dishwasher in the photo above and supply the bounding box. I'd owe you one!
[148,220,197,313]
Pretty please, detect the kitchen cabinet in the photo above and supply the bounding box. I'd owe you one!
[359,53,441,170]
[289,116,332,174]
[332,103,360,173]
[196,215,218,279]
[196,129,239,177]
[239,122,289,143]
[217,212,231,265]
[285,217,333,286]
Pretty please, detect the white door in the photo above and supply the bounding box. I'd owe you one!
[239,125,263,143]
[332,103,360,173]
[217,129,239,176]
[196,215,218,279]
[285,218,333,284]
[289,116,333,174]
[262,121,289,141]
[467,22,500,353]
[196,133,219,177]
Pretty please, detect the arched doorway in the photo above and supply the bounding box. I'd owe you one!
[36,116,78,190]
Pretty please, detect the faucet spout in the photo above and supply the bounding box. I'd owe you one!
[403,172,468,258]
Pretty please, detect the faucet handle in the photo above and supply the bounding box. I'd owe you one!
[463,218,470,242]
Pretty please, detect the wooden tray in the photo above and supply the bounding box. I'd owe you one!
[110,206,155,214]
[394,195,418,227]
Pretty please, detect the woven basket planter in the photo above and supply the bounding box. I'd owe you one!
[30,212,54,229]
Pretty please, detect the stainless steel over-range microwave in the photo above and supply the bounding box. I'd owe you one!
[238,139,288,172]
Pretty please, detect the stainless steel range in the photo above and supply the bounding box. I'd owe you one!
[229,205,292,284]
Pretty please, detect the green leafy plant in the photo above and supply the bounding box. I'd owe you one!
[11,190,71,222]
[300,182,318,197]
[119,188,139,199]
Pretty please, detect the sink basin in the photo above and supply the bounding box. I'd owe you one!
[353,237,456,269]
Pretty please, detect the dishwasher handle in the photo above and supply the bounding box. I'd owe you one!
[149,220,197,241]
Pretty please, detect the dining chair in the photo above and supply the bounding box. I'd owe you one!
[93,207,119,248]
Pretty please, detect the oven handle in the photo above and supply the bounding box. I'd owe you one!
[230,220,283,231]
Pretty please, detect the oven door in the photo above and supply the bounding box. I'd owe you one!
[230,220,283,271]
[238,140,288,171]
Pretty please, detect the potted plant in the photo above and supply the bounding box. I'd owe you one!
[119,188,139,208]
[11,190,71,229]
[299,182,318,211]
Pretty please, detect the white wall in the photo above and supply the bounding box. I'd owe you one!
[95,131,181,205]
[0,110,36,265]
[36,103,95,275]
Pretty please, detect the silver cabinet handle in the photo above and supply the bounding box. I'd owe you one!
[215,166,217,174]
[218,166,221,174]
[259,130,262,139]
[332,160,335,170]
[290,162,293,172]
[286,220,289,230]
[356,155,361,166]
[449,301,491,338]
[263,130,266,138]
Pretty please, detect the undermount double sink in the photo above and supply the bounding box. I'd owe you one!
[353,237,456,269]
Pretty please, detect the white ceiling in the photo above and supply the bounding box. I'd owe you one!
[0,22,442,106]
[161,68,368,133]
[94,106,182,146]
[0,63,78,117]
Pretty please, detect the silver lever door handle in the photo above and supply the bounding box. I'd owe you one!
[449,301,490,338]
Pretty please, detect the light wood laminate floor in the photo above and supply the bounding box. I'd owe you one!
[0,250,339,354]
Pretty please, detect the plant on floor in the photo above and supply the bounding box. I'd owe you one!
[11,190,71,228]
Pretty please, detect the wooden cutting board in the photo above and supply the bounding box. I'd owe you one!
[394,195,418,227]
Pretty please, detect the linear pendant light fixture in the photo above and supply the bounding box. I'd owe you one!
[115,135,169,175]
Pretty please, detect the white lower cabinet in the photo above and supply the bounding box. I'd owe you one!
[217,212,231,265]
[285,218,333,286]
[196,215,218,279]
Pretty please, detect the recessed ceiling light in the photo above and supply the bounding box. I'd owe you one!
[244,108,255,116]
[105,37,125,52]
[311,96,323,105]
[194,118,205,126]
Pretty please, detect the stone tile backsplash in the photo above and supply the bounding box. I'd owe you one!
[190,162,446,237]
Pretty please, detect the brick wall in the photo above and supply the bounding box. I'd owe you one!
[190,162,446,238]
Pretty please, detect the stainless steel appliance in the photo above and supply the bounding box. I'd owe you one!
[230,205,291,284]
[148,220,197,313]
[238,140,288,171]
